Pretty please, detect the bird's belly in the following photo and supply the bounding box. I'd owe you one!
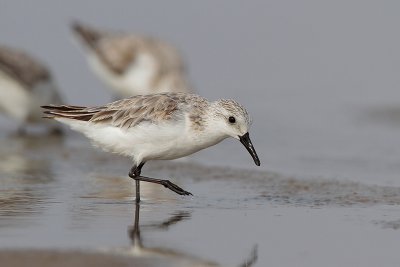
[138,132,225,161]
[140,139,199,160]
[88,52,154,97]
[64,120,225,164]
[72,121,189,161]
[0,71,30,121]
[133,133,197,161]
[88,53,132,96]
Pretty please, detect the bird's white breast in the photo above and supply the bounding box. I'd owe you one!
[87,52,157,97]
[0,70,30,121]
[57,114,227,165]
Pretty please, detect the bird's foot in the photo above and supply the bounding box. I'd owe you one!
[161,180,192,196]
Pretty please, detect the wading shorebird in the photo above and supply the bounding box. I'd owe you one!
[0,45,63,134]
[71,21,191,98]
[42,93,260,202]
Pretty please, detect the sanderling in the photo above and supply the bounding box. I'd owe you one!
[71,21,191,98]
[0,45,63,134]
[42,93,260,202]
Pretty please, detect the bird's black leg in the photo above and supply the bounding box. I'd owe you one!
[134,175,192,196]
[129,162,145,203]
[129,162,192,200]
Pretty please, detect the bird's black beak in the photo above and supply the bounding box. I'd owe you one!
[239,132,260,166]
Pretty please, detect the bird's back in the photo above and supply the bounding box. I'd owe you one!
[0,46,61,122]
[0,46,50,88]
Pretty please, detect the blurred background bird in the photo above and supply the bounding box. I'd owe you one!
[0,45,63,135]
[71,21,192,99]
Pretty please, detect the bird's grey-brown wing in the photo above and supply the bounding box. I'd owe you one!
[90,94,183,129]
[72,21,137,75]
[98,35,188,77]
[151,39,185,73]
[42,93,196,129]
[95,36,138,74]
[73,19,135,73]
[71,21,102,49]
[42,104,103,121]
[0,46,50,88]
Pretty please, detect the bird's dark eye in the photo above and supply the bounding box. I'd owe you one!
[228,116,236,123]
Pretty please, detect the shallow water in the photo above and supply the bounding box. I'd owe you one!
[0,135,400,266]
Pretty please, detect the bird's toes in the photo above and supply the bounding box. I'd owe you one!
[176,189,192,196]
[181,190,193,196]
[175,187,192,196]
[163,180,192,196]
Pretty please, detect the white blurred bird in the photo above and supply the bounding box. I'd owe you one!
[71,21,192,98]
[0,45,63,134]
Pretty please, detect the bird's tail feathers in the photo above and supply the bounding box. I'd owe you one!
[71,21,101,48]
[41,104,98,121]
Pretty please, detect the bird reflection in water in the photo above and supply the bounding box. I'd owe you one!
[127,203,258,267]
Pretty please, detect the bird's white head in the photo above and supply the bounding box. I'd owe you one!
[210,99,260,166]
[212,99,251,138]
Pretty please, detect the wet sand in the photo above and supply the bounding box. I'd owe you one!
[0,135,400,267]
[0,250,198,267]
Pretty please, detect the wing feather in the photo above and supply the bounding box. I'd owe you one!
[0,46,50,87]
[93,94,180,128]
[42,93,208,129]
